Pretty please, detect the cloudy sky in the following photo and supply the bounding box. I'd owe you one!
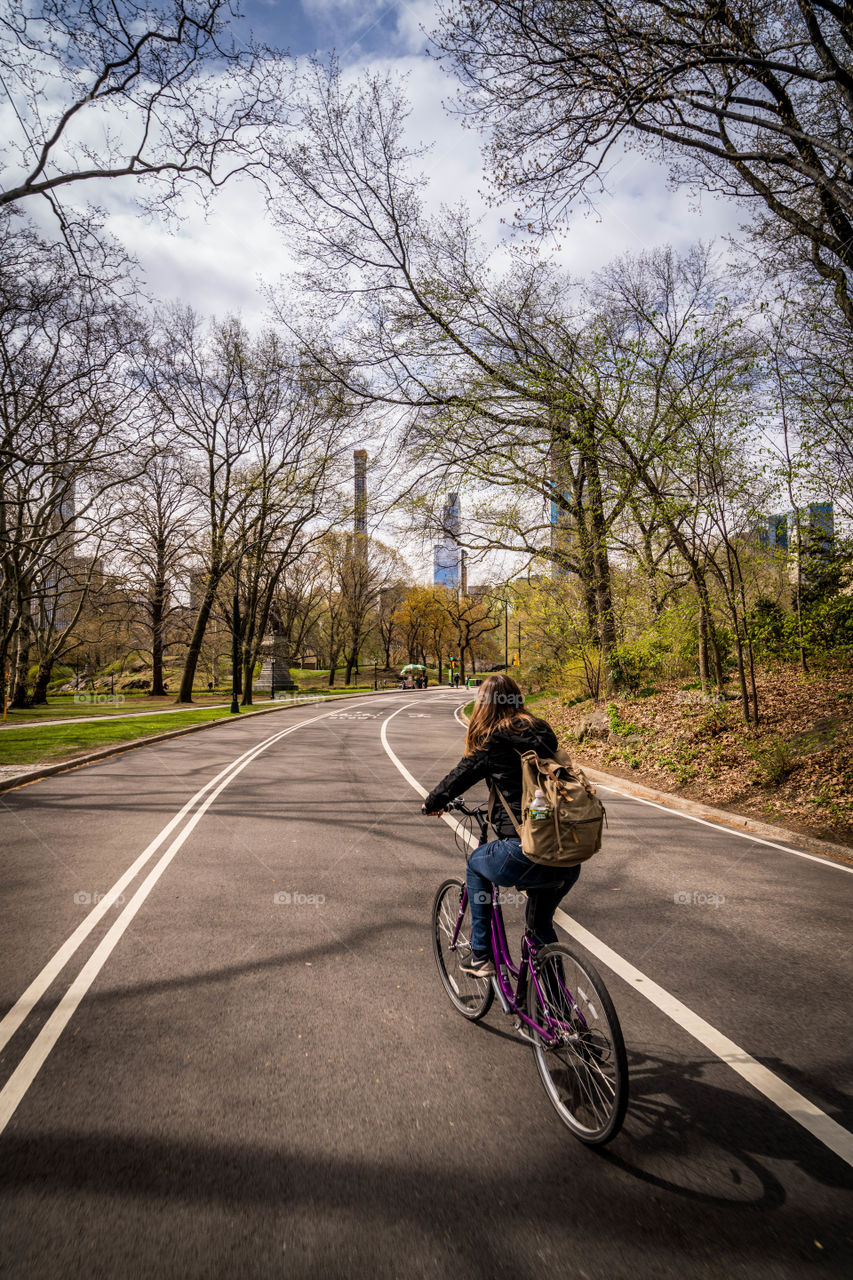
[2,1,747,580]
[101,0,743,325]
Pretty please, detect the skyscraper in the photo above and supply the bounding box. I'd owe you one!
[353,449,367,536]
[549,443,572,578]
[433,492,461,590]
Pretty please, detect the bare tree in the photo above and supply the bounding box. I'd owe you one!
[150,309,349,703]
[120,447,194,696]
[0,0,291,224]
[442,589,501,682]
[0,222,147,704]
[434,1,853,326]
[337,537,398,685]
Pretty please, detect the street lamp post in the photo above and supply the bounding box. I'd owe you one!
[504,598,509,671]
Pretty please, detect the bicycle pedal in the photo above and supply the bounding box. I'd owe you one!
[511,1017,539,1045]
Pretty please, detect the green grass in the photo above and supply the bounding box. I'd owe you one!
[0,706,255,767]
[0,687,382,768]
[2,694,231,724]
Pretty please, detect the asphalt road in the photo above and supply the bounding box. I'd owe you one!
[1,690,851,1279]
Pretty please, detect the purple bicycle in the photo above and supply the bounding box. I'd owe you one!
[431,799,628,1145]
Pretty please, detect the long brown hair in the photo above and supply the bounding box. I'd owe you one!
[464,673,533,755]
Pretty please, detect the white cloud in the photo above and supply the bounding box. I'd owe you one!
[105,176,293,324]
[344,48,744,276]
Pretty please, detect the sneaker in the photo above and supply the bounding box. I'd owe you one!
[460,951,495,978]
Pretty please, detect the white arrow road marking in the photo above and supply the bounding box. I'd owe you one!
[379,702,853,1170]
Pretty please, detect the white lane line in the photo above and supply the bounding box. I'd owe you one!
[592,782,853,875]
[0,729,290,1056]
[1,691,412,1058]
[552,909,853,1169]
[0,707,347,1135]
[379,704,853,1170]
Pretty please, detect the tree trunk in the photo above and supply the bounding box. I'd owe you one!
[693,570,725,694]
[10,603,31,708]
[584,430,617,688]
[150,563,167,696]
[177,576,219,703]
[31,656,54,705]
[697,599,710,694]
[241,647,254,706]
[733,626,751,724]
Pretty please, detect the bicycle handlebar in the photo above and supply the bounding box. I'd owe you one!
[446,798,488,818]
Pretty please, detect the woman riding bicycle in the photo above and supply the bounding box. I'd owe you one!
[422,674,580,977]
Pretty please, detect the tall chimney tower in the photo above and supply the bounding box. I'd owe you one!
[353,449,367,536]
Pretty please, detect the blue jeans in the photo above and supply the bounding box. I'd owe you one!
[465,838,581,955]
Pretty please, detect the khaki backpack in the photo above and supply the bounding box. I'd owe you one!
[489,747,606,867]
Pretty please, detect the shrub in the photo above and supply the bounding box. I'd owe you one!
[746,735,798,784]
[606,703,643,736]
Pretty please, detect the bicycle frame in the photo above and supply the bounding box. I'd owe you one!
[451,882,580,1046]
[446,800,587,1045]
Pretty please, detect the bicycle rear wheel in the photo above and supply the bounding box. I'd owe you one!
[527,942,628,1144]
[432,878,494,1021]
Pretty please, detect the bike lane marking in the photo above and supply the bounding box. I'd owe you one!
[0,696,407,1134]
[379,703,853,1171]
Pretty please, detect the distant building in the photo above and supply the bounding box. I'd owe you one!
[433,542,459,589]
[433,492,461,590]
[353,449,367,536]
[549,444,572,578]
[758,503,834,555]
[758,512,788,551]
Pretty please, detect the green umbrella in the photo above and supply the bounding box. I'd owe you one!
[400,663,426,673]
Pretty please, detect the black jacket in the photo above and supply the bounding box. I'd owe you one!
[423,715,558,840]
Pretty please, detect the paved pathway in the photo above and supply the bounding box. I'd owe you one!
[1,692,850,1278]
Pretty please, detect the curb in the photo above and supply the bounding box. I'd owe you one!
[576,761,853,866]
[0,689,400,796]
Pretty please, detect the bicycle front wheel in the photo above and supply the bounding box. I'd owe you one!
[432,878,494,1021]
[527,942,628,1144]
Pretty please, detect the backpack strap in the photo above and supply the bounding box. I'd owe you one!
[488,782,522,838]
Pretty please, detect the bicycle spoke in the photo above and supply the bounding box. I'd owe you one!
[432,879,493,1022]
[527,943,628,1144]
